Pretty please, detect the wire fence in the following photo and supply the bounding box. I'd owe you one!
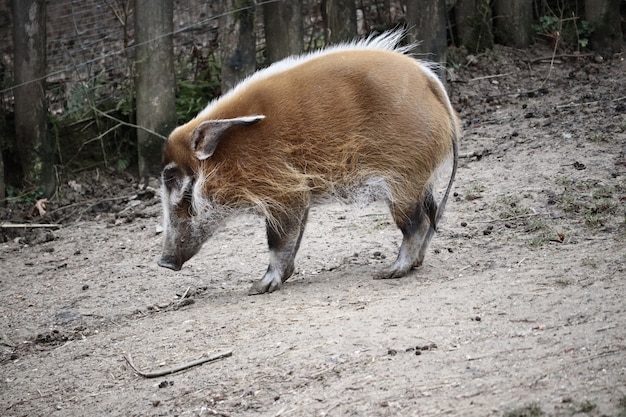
[1,1,404,117]
[3,1,240,120]
[0,0,405,172]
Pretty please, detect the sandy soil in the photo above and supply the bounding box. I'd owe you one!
[1,44,625,417]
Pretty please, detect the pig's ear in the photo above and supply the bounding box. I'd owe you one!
[191,115,265,160]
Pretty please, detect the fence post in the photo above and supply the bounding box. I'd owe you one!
[322,0,357,44]
[0,122,4,203]
[493,0,533,49]
[264,0,304,64]
[134,0,176,184]
[219,0,257,92]
[585,0,623,53]
[12,0,55,197]
[455,0,493,53]
[406,0,448,77]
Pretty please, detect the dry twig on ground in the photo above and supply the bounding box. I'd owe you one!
[123,350,233,378]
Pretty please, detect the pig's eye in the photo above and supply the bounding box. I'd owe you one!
[162,166,182,189]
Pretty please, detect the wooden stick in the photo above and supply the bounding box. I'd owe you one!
[469,72,514,82]
[48,193,138,215]
[91,106,168,140]
[556,96,626,109]
[529,53,594,64]
[1,222,61,229]
[123,350,233,378]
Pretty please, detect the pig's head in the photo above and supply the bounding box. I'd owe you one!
[157,160,204,271]
[158,115,265,271]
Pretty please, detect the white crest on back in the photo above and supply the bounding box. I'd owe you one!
[196,30,418,120]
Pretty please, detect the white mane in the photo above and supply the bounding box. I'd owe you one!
[197,30,418,119]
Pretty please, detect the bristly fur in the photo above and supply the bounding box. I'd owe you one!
[198,30,417,120]
[161,29,461,268]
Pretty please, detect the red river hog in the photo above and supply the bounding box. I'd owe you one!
[158,31,460,295]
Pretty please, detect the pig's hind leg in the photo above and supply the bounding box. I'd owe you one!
[375,189,437,280]
[248,207,309,295]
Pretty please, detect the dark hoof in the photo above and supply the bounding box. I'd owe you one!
[157,257,182,271]
[248,279,282,295]
[374,267,411,280]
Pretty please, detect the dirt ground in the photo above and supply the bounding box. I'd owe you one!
[1,43,625,417]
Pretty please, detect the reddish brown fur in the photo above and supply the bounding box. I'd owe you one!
[164,49,457,223]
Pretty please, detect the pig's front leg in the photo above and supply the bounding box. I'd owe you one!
[248,208,309,295]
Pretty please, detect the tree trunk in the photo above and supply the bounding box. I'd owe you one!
[264,0,303,64]
[134,0,176,183]
[493,0,533,48]
[219,0,257,93]
[585,0,623,54]
[406,0,447,65]
[455,0,493,52]
[322,0,357,44]
[0,123,4,203]
[12,0,55,197]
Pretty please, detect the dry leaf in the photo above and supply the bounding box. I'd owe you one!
[35,198,48,218]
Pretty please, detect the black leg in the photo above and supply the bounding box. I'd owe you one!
[376,189,438,279]
[248,207,309,295]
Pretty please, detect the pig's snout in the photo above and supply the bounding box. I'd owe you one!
[158,256,182,271]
